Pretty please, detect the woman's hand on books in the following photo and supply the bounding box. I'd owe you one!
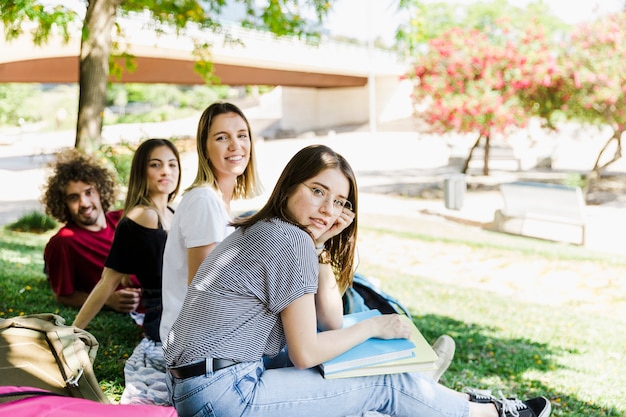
[371,314,412,340]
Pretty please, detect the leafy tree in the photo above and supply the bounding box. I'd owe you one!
[0,83,38,125]
[506,19,583,134]
[396,0,567,58]
[407,18,564,175]
[561,11,626,178]
[0,0,332,152]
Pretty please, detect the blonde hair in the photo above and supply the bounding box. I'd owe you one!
[187,102,262,200]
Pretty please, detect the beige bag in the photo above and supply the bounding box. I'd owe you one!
[0,313,109,403]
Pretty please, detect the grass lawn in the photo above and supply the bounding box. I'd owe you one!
[356,224,626,417]
[0,229,143,402]
[1,223,625,415]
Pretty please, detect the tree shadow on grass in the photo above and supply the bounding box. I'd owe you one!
[415,314,556,379]
[413,313,622,417]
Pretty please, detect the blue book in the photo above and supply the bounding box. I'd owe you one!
[319,310,417,377]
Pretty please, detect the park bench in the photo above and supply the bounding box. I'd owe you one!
[492,181,586,245]
[450,145,538,172]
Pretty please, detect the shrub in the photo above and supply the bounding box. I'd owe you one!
[563,172,587,188]
[6,211,57,233]
[95,143,135,186]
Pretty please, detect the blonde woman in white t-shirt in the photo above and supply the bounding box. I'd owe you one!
[160,102,262,342]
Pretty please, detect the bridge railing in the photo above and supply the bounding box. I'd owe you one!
[117,12,406,76]
[1,12,407,78]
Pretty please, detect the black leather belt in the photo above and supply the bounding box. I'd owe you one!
[169,358,239,379]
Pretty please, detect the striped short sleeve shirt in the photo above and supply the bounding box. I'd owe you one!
[164,218,318,368]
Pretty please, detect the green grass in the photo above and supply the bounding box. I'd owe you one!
[373,269,626,416]
[363,223,626,267]
[357,226,626,417]
[0,229,142,401]
[1,225,624,415]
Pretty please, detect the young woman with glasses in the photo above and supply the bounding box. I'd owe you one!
[163,144,551,417]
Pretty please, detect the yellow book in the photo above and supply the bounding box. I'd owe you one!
[322,312,439,379]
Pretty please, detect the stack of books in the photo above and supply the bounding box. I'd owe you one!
[319,310,438,379]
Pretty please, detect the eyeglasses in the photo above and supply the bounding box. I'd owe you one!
[301,183,353,212]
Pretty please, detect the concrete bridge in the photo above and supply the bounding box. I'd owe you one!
[0,14,413,134]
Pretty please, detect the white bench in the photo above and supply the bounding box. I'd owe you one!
[492,181,586,245]
[463,146,537,171]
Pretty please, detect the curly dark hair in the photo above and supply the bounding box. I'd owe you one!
[41,149,117,223]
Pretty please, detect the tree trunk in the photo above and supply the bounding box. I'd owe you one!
[482,132,491,176]
[461,133,483,174]
[587,127,624,195]
[75,0,121,152]
[592,127,623,174]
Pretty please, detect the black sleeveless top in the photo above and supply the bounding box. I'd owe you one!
[105,208,173,342]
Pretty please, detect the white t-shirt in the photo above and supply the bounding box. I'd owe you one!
[160,186,234,342]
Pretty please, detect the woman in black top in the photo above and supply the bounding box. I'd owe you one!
[73,138,181,342]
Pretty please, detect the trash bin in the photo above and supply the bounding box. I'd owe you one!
[444,174,465,210]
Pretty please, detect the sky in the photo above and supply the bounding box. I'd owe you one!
[323,0,625,44]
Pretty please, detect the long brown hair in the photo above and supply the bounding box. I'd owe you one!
[234,144,358,293]
[123,138,181,216]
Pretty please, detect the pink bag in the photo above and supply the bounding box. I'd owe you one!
[0,386,177,417]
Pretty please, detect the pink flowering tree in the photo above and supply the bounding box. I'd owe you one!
[562,12,626,177]
[407,20,562,175]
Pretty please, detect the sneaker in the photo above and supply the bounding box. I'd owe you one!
[494,396,551,417]
[464,387,494,403]
[424,335,455,382]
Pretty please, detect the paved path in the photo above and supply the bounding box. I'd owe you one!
[1,117,625,258]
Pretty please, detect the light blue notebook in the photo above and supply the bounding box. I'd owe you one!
[320,310,416,376]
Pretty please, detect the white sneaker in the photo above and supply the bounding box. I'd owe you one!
[424,335,455,382]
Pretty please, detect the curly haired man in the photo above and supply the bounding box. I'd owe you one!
[42,150,141,312]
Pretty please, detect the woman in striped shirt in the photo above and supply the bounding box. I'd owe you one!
[163,144,551,417]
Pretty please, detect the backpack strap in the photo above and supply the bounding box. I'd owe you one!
[0,388,68,401]
[48,326,86,388]
[347,273,412,317]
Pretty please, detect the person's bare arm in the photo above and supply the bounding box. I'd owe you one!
[315,263,343,331]
[73,267,124,328]
[281,294,412,369]
[187,243,217,284]
[313,206,355,331]
[57,285,140,313]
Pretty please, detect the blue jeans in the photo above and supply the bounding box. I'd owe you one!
[166,359,469,417]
